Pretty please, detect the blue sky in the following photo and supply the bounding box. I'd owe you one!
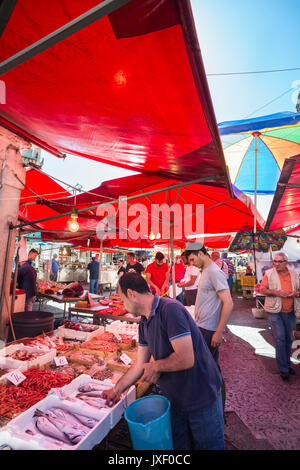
[191,0,300,122]
[42,1,300,219]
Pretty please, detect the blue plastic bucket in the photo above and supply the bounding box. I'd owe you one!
[124,395,173,450]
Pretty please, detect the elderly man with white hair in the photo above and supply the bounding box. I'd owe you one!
[260,252,300,381]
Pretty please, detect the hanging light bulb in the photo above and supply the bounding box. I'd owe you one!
[68,207,79,233]
[156,232,161,240]
[149,230,155,241]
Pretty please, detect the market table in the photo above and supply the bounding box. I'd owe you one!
[37,291,104,321]
[68,305,140,325]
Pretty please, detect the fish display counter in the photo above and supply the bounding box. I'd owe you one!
[0,319,146,450]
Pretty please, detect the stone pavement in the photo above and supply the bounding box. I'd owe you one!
[220,294,300,450]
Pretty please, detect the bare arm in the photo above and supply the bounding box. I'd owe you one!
[161,271,170,292]
[178,275,197,288]
[260,284,292,297]
[146,272,160,293]
[211,289,233,348]
[102,346,151,404]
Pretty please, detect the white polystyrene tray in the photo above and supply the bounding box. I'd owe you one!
[0,393,111,450]
[57,324,105,342]
[53,374,136,429]
[105,321,139,342]
[0,356,28,382]
[0,344,57,374]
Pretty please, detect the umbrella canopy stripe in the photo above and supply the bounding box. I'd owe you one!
[265,154,300,231]
[218,111,300,136]
[219,111,300,195]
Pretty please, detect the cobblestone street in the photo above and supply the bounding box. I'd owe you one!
[221,295,300,450]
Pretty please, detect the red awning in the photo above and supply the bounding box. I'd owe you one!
[0,0,230,188]
[19,168,71,230]
[26,173,264,242]
[265,154,300,231]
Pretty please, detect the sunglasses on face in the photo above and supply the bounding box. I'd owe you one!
[273,260,287,264]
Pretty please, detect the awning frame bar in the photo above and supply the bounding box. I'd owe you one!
[0,0,133,76]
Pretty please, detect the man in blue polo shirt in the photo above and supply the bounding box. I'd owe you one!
[102,273,224,450]
[50,254,59,282]
[87,256,100,294]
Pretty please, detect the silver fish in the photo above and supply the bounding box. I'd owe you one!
[34,415,71,445]
[72,412,98,429]
[76,394,108,409]
[35,409,87,445]
[78,390,105,398]
[49,408,90,431]
[78,383,107,393]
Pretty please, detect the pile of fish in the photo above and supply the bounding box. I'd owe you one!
[30,407,99,446]
[68,350,99,365]
[75,382,112,410]
[7,350,44,361]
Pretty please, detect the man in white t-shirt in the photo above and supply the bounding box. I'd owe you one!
[186,242,233,418]
[177,253,200,306]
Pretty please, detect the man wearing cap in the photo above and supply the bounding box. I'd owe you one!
[102,273,225,450]
[185,243,233,362]
[185,243,233,415]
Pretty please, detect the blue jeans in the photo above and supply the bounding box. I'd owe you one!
[227,275,233,295]
[89,279,98,294]
[268,311,296,373]
[170,391,225,450]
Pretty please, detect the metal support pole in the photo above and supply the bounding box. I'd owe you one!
[253,132,260,234]
[0,223,14,338]
[170,214,176,299]
[9,239,20,341]
[99,239,103,285]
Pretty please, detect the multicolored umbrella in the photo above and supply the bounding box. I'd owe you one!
[229,229,287,253]
[218,112,300,194]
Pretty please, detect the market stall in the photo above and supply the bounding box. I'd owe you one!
[0,315,143,450]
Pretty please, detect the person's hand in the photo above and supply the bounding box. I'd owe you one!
[211,331,223,348]
[141,362,160,384]
[287,291,299,298]
[155,287,161,295]
[101,387,121,406]
[277,289,290,298]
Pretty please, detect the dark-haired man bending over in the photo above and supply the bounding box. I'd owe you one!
[102,273,225,450]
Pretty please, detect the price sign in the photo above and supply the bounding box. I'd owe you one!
[113,332,122,342]
[120,353,132,366]
[53,356,68,367]
[6,370,26,386]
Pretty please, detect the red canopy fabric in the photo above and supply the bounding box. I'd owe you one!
[34,173,264,241]
[19,168,71,229]
[286,225,300,235]
[265,154,300,231]
[0,0,230,188]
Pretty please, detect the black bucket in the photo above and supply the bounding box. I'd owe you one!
[7,311,54,342]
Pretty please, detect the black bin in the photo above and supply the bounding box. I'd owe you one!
[8,311,54,342]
